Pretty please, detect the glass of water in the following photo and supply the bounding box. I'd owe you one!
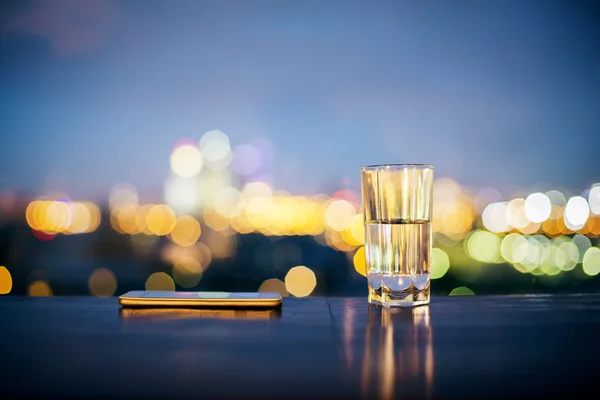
[361,164,434,307]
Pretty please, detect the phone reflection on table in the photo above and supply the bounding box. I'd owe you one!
[119,307,281,322]
[361,306,434,400]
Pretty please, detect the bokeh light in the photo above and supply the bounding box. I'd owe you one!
[572,235,592,262]
[430,248,450,279]
[28,280,52,296]
[169,215,201,246]
[214,187,244,218]
[146,204,177,236]
[582,247,600,276]
[353,246,366,276]
[164,176,199,214]
[506,198,530,230]
[524,193,551,223]
[482,202,510,233]
[564,196,590,229]
[589,185,600,215]
[172,257,203,288]
[285,266,317,297]
[449,286,475,296]
[325,199,356,231]
[145,272,175,291]
[88,268,117,297]
[170,144,203,178]
[258,278,289,296]
[0,266,12,295]
[466,230,502,263]
[546,190,567,207]
[199,130,232,171]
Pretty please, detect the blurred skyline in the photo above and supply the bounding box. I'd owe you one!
[1,0,599,201]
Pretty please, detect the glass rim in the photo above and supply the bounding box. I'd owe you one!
[360,163,434,171]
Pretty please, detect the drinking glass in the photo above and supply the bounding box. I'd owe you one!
[361,164,434,307]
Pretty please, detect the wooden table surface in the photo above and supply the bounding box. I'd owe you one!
[2,295,599,399]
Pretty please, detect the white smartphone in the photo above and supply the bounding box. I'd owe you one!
[119,290,282,308]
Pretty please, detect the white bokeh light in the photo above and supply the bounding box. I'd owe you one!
[524,192,551,223]
[170,145,203,178]
[564,196,590,229]
[482,202,510,233]
[589,185,600,215]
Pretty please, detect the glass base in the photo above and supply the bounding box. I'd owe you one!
[368,284,430,308]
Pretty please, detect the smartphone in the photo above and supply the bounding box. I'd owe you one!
[118,290,282,308]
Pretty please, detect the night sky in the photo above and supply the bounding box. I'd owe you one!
[1,0,599,200]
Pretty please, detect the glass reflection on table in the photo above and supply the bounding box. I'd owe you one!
[360,305,434,400]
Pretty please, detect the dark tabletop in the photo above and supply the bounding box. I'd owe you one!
[2,295,600,399]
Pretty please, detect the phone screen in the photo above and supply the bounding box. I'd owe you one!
[139,291,279,299]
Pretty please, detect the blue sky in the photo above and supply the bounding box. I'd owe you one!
[1,0,599,200]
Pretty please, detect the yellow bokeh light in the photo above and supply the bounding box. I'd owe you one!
[28,280,52,296]
[258,278,289,296]
[242,181,272,200]
[170,144,203,178]
[203,208,231,232]
[169,215,201,246]
[146,204,177,236]
[65,202,91,234]
[555,242,578,271]
[0,266,12,295]
[145,272,175,291]
[116,205,139,234]
[285,266,317,297]
[214,187,244,218]
[230,214,255,234]
[506,198,530,230]
[172,257,203,288]
[583,247,600,276]
[349,214,365,245]
[353,246,366,276]
[88,268,117,297]
[325,199,356,231]
[431,248,450,279]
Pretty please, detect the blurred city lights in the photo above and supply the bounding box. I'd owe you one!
[146,204,177,236]
[285,266,317,297]
[199,130,232,171]
[169,215,201,246]
[0,266,12,295]
[172,257,203,288]
[258,278,289,296]
[430,248,450,279]
[583,247,600,276]
[325,199,356,231]
[482,202,510,233]
[170,144,203,178]
[572,235,592,262]
[353,246,366,276]
[88,268,117,297]
[546,190,567,207]
[589,185,600,215]
[564,196,590,229]
[26,200,101,235]
[506,198,530,231]
[449,286,475,296]
[524,193,552,223]
[214,187,244,218]
[28,280,52,296]
[145,272,175,291]
[466,230,502,263]
[164,176,199,214]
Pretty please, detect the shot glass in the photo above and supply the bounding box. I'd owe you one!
[361,164,434,307]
